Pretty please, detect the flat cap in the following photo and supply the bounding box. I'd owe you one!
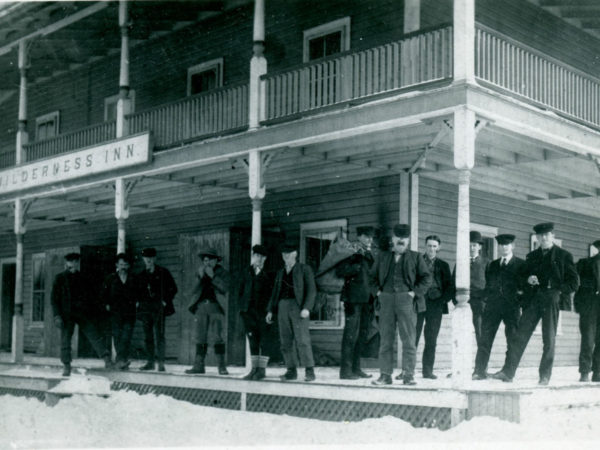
[252,244,268,256]
[356,226,375,237]
[393,224,411,238]
[141,247,157,257]
[495,234,515,245]
[533,222,554,234]
[281,242,298,253]
[470,231,483,244]
[64,252,81,261]
[198,248,222,260]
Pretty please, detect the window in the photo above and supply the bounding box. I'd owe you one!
[31,253,46,323]
[35,111,60,141]
[303,17,350,62]
[470,223,498,261]
[300,218,347,329]
[104,90,136,122]
[187,58,224,96]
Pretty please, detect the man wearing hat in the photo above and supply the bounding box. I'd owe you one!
[467,230,489,348]
[369,224,432,385]
[101,253,138,370]
[473,234,525,380]
[335,226,376,379]
[137,248,178,372]
[493,223,579,385]
[266,242,317,382]
[574,239,600,382]
[238,244,274,380]
[186,248,231,375]
[51,252,113,376]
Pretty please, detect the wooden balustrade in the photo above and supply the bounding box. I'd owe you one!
[24,121,116,162]
[128,83,249,149]
[263,25,453,121]
[0,148,15,169]
[476,26,600,128]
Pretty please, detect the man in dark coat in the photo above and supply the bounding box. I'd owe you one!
[370,224,432,386]
[473,234,525,380]
[102,253,138,370]
[575,239,600,382]
[239,244,274,380]
[335,226,376,380]
[266,242,317,382]
[137,247,178,372]
[493,223,579,385]
[468,231,488,348]
[186,248,231,375]
[414,235,452,380]
[51,253,112,376]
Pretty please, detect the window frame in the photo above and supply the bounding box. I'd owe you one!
[303,17,351,62]
[104,90,136,122]
[187,57,224,96]
[30,252,46,326]
[299,218,348,330]
[35,111,60,141]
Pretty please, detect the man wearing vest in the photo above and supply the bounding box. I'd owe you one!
[370,224,432,386]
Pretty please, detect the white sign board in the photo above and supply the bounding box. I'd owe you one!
[0,132,151,195]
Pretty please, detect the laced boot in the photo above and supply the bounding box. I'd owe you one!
[185,344,207,374]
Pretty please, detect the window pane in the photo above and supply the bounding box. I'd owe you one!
[324,31,342,56]
[308,31,342,60]
[32,292,44,322]
[33,258,45,290]
[191,69,217,95]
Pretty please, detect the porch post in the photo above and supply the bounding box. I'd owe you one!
[452,107,476,388]
[453,0,475,84]
[11,199,27,362]
[249,0,267,129]
[115,178,129,254]
[16,40,29,165]
[116,0,132,138]
[403,0,421,34]
[399,173,419,251]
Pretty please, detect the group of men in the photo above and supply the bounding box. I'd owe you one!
[51,248,177,376]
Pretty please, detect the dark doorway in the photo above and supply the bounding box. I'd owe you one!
[0,262,16,351]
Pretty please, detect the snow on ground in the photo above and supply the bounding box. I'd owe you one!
[1,387,599,450]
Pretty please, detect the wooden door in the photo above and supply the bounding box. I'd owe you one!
[179,230,230,365]
[0,260,16,351]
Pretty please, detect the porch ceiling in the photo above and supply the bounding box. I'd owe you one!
[1,118,599,235]
[531,0,600,41]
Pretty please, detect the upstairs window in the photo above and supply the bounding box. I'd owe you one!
[187,58,224,96]
[31,253,46,324]
[303,17,350,62]
[35,111,60,141]
[104,90,136,122]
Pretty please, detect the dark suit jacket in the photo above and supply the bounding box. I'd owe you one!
[424,257,453,314]
[574,255,600,312]
[101,272,138,320]
[238,266,274,314]
[335,251,375,304]
[51,270,96,319]
[369,250,432,313]
[137,264,178,316]
[521,245,579,297]
[267,263,316,313]
[188,264,231,314]
[484,256,525,309]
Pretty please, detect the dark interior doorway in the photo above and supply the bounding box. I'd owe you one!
[0,262,16,351]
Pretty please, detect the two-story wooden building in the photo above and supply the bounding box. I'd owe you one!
[0,0,599,380]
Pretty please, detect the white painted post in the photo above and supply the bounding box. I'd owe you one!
[115,178,129,254]
[16,40,29,165]
[11,199,26,363]
[452,107,476,388]
[404,0,421,34]
[116,0,132,138]
[399,173,419,251]
[249,0,267,129]
[453,0,475,84]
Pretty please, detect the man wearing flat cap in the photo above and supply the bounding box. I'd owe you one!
[266,242,317,382]
[238,244,274,380]
[51,252,113,376]
[186,248,231,375]
[335,226,376,379]
[574,239,600,382]
[493,223,579,385]
[473,234,524,380]
[369,224,432,385]
[137,247,178,372]
[466,230,489,348]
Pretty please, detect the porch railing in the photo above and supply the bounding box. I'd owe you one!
[476,25,600,128]
[127,83,249,149]
[0,147,15,169]
[262,25,453,121]
[24,121,116,162]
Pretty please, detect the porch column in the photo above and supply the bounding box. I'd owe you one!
[399,173,419,251]
[453,0,475,84]
[117,0,132,138]
[404,0,421,34]
[16,40,29,165]
[11,199,28,362]
[452,107,476,388]
[249,0,267,129]
[115,178,129,254]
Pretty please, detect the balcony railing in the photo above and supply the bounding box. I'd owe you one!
[24,121,116,162]
[0,146,15,169]
[128,82,249,149]
[262,25,453,121]
[476,25,600,128]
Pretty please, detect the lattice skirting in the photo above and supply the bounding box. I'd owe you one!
[0,387,46,401]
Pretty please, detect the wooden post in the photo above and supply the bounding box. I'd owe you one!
[16,40,29,165]
[399,173,419,251]
[452,107,476,388]
[11,199,27,363]
[453,0,475,84]
[249,0,267,129]
[115,178,129,254]
[404,0,421,34]
[117,0,132,138]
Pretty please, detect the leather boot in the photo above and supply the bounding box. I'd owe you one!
[305,367,316,382]
[280,367,297,381]
[103,354,114,370]
[157,362,166,372]
[254,356,269,380]
[140,361,155,371]
[62,364,71,377]
[215,344,229,375]
[243,356,259,380]
[185,344,207,374]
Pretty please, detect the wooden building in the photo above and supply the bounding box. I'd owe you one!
[0,0,599,384]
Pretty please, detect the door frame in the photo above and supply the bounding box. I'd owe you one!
[0,257,16,352]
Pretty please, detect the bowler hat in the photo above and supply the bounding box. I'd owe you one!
[592,240,600,250]
[198,248,222,260]
[495,234,515,245]
[470,231,484,244]
[252,244,268,256]
[356,226,375,237]
[393,224,411,238]
[533,222,554,234]
[281,242,298,253]
[64,252,81,262]
[141,247,157,257]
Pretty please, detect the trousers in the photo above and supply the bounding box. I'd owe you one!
[378,292,417,376]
